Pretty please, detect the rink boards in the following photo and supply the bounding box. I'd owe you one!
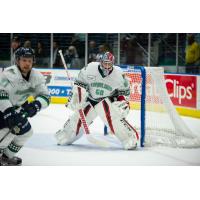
[32,68,200,118]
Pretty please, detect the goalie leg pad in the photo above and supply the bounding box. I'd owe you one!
[55,118,83,145]
[67,85,88,111]
[55,102,97,145]
[95,98,139,150]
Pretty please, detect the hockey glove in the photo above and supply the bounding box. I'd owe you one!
[112,96,130,119]
[3,107,30,135]
[22,100,42,118]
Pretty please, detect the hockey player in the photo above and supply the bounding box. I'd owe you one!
[0,47,50,165]
[55,52,139,150]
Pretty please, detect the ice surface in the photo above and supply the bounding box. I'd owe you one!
[17,104,200,166]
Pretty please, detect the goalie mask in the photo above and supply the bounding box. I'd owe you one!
[100,52,115,76]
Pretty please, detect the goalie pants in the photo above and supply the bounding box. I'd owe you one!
[55,98,139,149]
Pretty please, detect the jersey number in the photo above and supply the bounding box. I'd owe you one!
[96,89,104,96]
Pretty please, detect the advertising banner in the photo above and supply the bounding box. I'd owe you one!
[36,68,199,112]
[165,74,197,108]
[197,76,200,110]
[36,68,79,97]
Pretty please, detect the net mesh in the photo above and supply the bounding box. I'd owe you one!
[126,67,200,148]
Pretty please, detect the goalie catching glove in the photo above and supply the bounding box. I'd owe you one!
[112,96,130,119]
[67,85,88,111]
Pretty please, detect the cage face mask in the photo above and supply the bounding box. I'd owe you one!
[100,52,115,76]
[100,61,113,76]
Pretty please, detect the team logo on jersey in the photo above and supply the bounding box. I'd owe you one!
[87,75,96,81]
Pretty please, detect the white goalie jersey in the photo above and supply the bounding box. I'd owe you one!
[74,62,130,103]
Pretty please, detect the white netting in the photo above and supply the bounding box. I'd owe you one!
[126,67,200,148]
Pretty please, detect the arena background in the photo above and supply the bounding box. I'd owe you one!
[1,33,199,118]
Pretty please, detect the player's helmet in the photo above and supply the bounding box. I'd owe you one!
[101,52,115,65]
[100,52,115,76]
[15,47,35,62]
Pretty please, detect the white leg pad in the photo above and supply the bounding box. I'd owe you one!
[55,102,97,145]
[95,98,139,150]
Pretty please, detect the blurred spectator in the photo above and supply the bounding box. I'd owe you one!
[103,43,112,52]
[96,43,111,61]
[35,41,46,66]
[70,34,85,58]
[53,41,61,68]
[96,45,104,61]
[24,40,32,48]
[185,34,200,74]
[24,40,35,55]
[11,36,21,65]
[121,35,144,65]
[88,40,97,63]
[64,45,81,69]
[11,36,21,52]
[70,34,85,68]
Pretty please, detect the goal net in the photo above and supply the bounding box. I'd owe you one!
[125,66,200,148]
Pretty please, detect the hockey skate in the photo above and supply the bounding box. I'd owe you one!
[127,143,137,150]
[0,154,22,166]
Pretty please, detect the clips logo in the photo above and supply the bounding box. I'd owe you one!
[165,74,197,108]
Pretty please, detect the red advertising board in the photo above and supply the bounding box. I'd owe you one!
[164,74,197,108]
[126,71,197,109]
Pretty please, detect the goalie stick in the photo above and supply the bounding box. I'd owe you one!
[58,50,111,148]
